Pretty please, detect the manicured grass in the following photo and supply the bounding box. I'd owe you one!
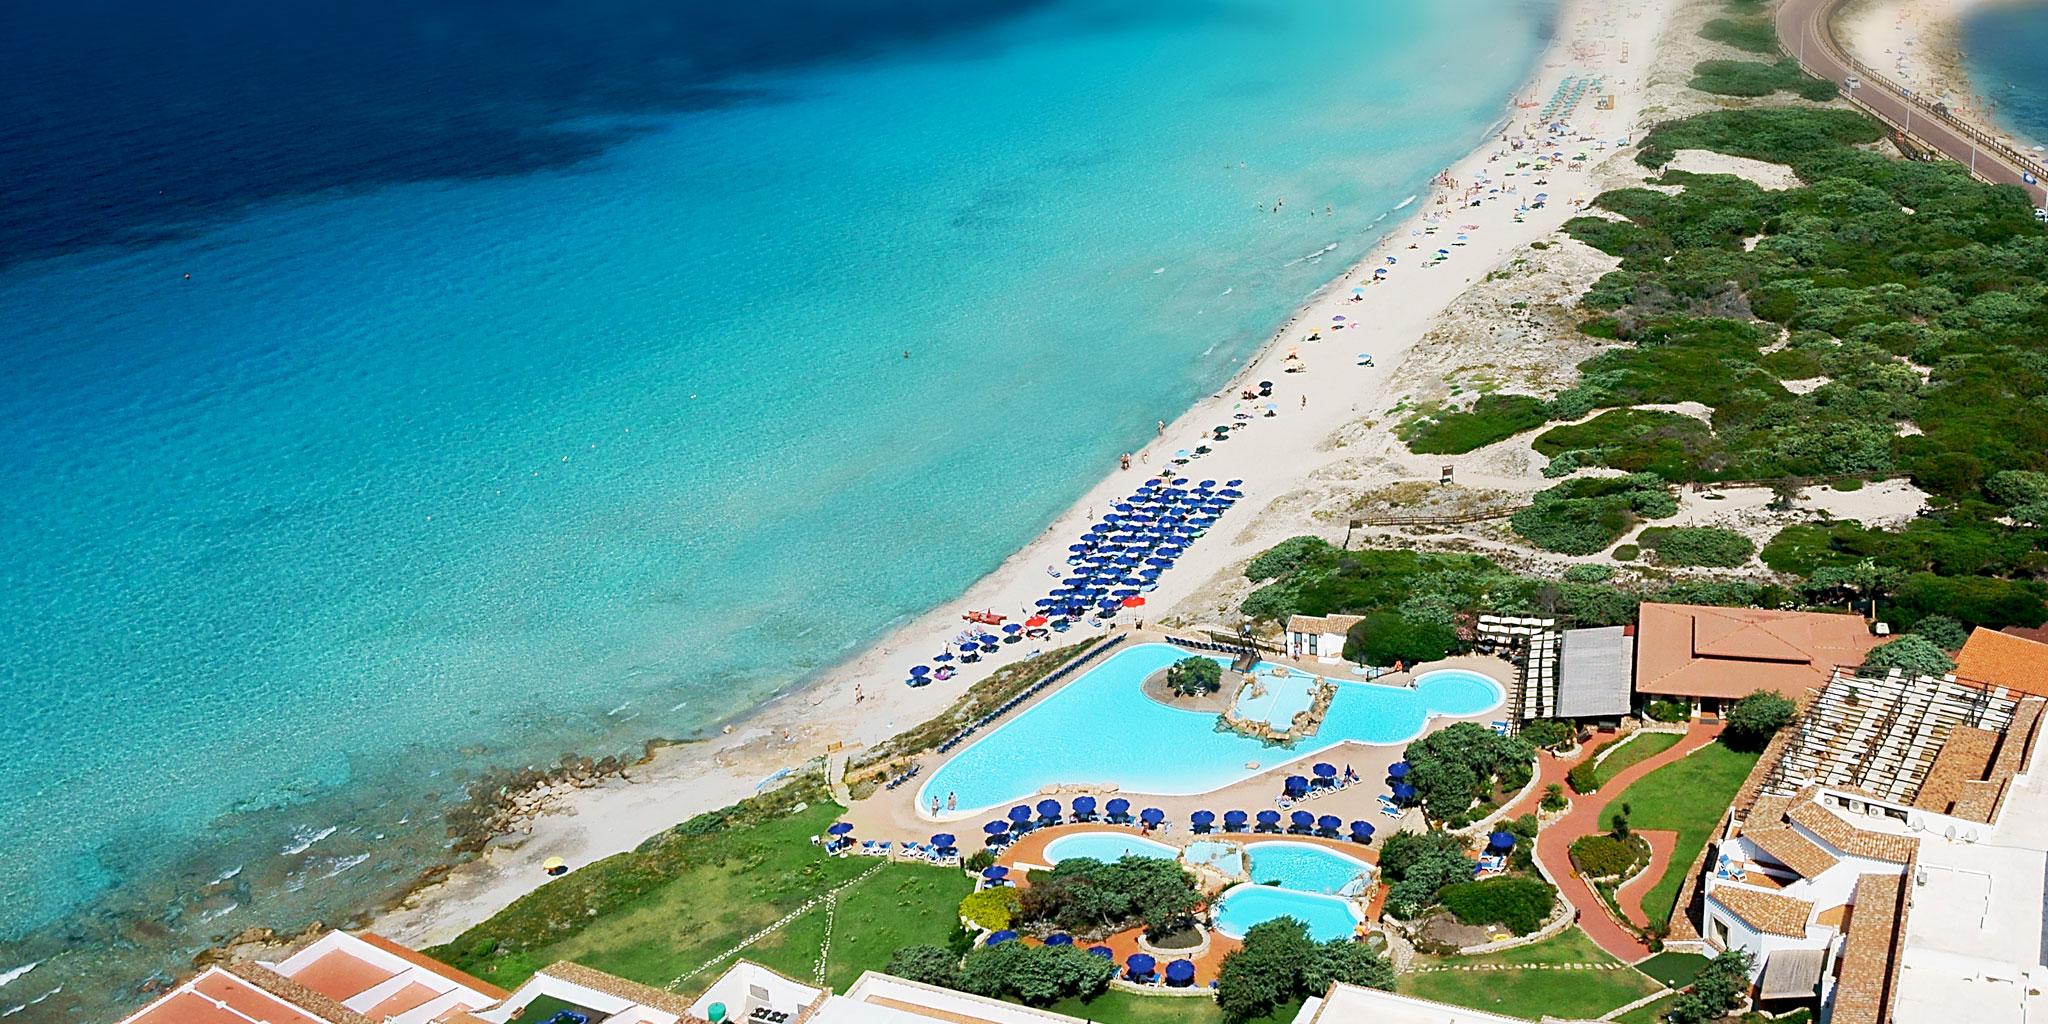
[1613,991,1680,1024]
[1403,928,1663,1020]
[745,862,975,990]
[1040,991,1300,1024]
[1594,732,1683,787]
[1635,950,1712,988]
[1607,742,1760,927]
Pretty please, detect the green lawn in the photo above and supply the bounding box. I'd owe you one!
[1634,951,1711,988]
[1402,927,1663,1020]
[1594,732,1684,787]
[1040,991,1299,1024]
[1613,992,1679,1024]
[1607,741,1759,927]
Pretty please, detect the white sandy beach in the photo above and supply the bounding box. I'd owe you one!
[1837,0,2002,134]
[371,0,1679,948]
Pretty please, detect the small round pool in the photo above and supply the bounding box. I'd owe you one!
[1243,841,1373,896]
[1213,884,1361,942]
[1409,668,1506,717]
[1041,831,1177,864]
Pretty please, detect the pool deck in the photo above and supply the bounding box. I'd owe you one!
[838,633,1513,847]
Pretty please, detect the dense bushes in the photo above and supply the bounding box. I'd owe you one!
[1379,831,1476,919]
[1700,17,1780,53]
[1535,409,1719,480]
[1166,656,1222,696]
[1404,723,1535,821]
[1669,950,1756,1024]
[1860,634,1956,678]
[1567,761,1602,795]
[1519,719,1577,751]
[956,941,1116,1005]
[1724,690,1797,750]
[1437,876,1557,935]
[959,887,1021,931]
[1405,394,1551,454]
[1016,856,1200,940]
[1512,474,1677,554]
[1570,834,1649,879]
[1689,58,1836,100]
[1637,526,1756,567]
[1343,611,1458,667]
[886,945,962,987]
[1215,918,1393,1023]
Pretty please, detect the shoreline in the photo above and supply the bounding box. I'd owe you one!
[368,0,1672,951]
[1835,0,2040,149]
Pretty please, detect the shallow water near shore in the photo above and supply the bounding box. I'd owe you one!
[0,0,1552,1015]
[1961,1,2048,148]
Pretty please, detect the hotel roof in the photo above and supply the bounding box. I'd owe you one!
[1785,799,1917,863]
[1709,886,1816,938]
[1832,874,1909,1024]
[1956,628,2048,698]
[1744,824,1839,879]
[1285,614,1365,635]
[1633,603,1879,700]
[1557,625,1634,718]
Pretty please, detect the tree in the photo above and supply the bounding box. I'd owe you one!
[1166,656,1223,697]
[1909,613,1969,651]
[1803,558,1904,619]
[1667,949,1755,1024]
[1377,830,1467,880]
[1861,634,1956,678]
[1541,783,1568,812]
[1215,918,1392,1023]
[1724,689,1796,750]
[1306,939,1396,993]
[1520,719,1576,750]
[1343,610,1458,666]
[1401,722,1535,818]
[1017,855,1201,939]
[956,943,1113,1006]
[1408,759,1481,821]
[886,945,959,988]
[959,887,1020,931]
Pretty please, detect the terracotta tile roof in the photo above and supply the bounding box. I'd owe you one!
[1710,886,1816,938]
[1957,628,2048,697]
[284,949,397,1004]
[1634,603,1878,700]
[1744,793,1793,831]
[355,932,511,1000]
[2000,624,2048,644]
[1745,825,1839,879]
[1286,614,1365,635]
[1786,801,1916,863]
[1912,726,2000,817]
[536,962,704,1019]
[1833,873,1909,1024]
[121,969,342,1024]
[222,963,374,1024]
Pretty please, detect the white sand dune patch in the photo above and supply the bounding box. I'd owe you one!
[1797,478,1928,525]
[1779,375,1830,394]
[1664,149,1802,189]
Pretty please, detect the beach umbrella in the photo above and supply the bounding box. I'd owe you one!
[1284,775,1309,796]
[1106,798,1131,820]
[1349,820,1375,839]
[1045,934,1074,947]
[1025,615,1048,628]
[933,652,955,662]
[1489,831,1517,850]
[1088,945,1115,960]
[1318,814,1342,834]
[930,833,956,850]
[1190,810,1216,831]
[1312,762,1337,781]
[1122,596,1145,608]
[1387,761,1410,778]
[1290,810,1315,831]
[1071,795,1097,819]
[1223,809,1249,831]
[987,930,1018,946]
[1001,623,1022,634]
[1008,805,1033,825]
[1140,807,1165,826]
[827,822,854,836]
[1037,798,1062,822]
[982,865,1009,880]
[1392,782,1418,802]
[1126,954,1156,980]
[909,665,930,677]
[1255,810,1281,831]
[984,821,1010,836]
[1165,960,1197,986]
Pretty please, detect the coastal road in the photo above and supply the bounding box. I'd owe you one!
[1776,0,2048,208]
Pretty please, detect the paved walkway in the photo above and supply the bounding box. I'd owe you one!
[1532,724,1722,961]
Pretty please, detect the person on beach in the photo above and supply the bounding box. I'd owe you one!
[854,683,863,703]
[1119,452,1131,470]
[1157,419,1165,436]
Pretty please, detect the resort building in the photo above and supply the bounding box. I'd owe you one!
[1631,603,1881,716]
[116,930,508,1024]
[1284,614,1364,663]
[1955,626,2048,698]
[1490,616,1631,727]
[1289,981,1525,1024]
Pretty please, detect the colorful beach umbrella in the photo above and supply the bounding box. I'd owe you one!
[827,822,854,836]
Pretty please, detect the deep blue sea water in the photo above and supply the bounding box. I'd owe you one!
[1962,1,2048,149]
[0,0,1551,1015]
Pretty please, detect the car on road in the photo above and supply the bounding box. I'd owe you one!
[1844,75,1861,90]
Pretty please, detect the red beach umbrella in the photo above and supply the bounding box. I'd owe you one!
[1121,596,1146,608]
[1024,615,1049,627]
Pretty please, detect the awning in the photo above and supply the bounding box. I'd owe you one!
[1758,947,1826,1000]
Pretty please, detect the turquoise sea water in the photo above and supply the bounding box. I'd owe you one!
[920,645,1504,812]
[1961,1,2048,149]
[0,0,1550,1015]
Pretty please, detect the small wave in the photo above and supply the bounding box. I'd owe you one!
[209,865,243,885]
[1220,287,1233,296]
[279,825,337,856]
[606,702,632,716]
[1394,194,1418,210]
[1152,267,1165,274]
[1286,243,1339,266]
[197,902,240,924]
[2,986,61,1016]
[668,699,691,712]
[0,962,40,990]
[321,853,371,879]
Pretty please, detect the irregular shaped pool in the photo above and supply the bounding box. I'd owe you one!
[1244,841,1374,896]
[921,643,1503,813]
[1213,884,1361,942]
[1040,831,1177,864]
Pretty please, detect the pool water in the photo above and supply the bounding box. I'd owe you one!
[1232,672,1317,727]
[1213,884,1361,942]
[1040,831,1177,865]
[1244,841,1373,896]
[1183,839,1244,876]
[921,643,1503,813]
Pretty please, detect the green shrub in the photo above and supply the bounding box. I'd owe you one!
[1724,690,1797,750]
[1541,784,1568,812]
[1513,474,1676,554]
[1614,544,1641,561]
[1246,536,1335,581]
[1647,700,1693,723]
[887,945,961,988]
[1438,877,1557,935]
[1407,394,1552,454]
[958,942,1115,1005]
[1166,655,1223,696]
[1534,409,1720,482]
[959,887,1021,931]
[1567,761,1601,795]
[1689,58,1836,100]
[1344,610,1459,667]
[1859,634,1955,678]
[1570,833,1648,879]
[1520,719,1577,750]
[1216,918,1394,1023]
[1700,17,1780,54]
[1910,614,1969,651]
[1637,526,1756,567]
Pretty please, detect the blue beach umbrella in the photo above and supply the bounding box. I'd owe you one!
[1037,798,1062,822]
[1165,960,1196,986]
[1317,814,1342,835]
[1106,798,1131,820]
[1139,807,1165,826]
[1392,782,1418,802]
[1190,810,1215,832]
[933,652,955,662]
[1126,954,1156,980]
[1312,762,1337,781]
[930,833,956,849]
[1289,810,1315,832]
[1071,795,1097,819]
[827,822,854,836]
[1045,933,1075,947]
[1490,831,1517,850]
[1284,775,1309,796]
[1256,809,1282,831]
[1002,623,1022,634]
[982,865,1009,880]
[1088,946,1115,960]
[987,930,1019,946]
[909,665,930,677]
[1223,810,1249,832]
[1008,805,1033,825]
[1387,761,1411,778]
[984,821,1010,837]
[1349,820,1376,841]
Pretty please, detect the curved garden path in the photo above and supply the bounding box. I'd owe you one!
[1531,723,1721,962]
[1615,830,1679,930]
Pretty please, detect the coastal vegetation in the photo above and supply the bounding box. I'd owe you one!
[1214,918,1395,1023]
[1436,876,1556,936]
[1510,474,1677,554]
[1689,58,1838,101]
[1635,526,1756,568]
[1343,610,1459,667]
[1014,855,1202,940]
[1401,723,1536,824]
[1723,690,1797,749]
[1403,393,1551,454]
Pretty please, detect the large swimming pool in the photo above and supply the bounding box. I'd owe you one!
[1244,841,1374,896]
[1212,884,1361,942]
[1040,831,1178,864]
[920,642,1502,813]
